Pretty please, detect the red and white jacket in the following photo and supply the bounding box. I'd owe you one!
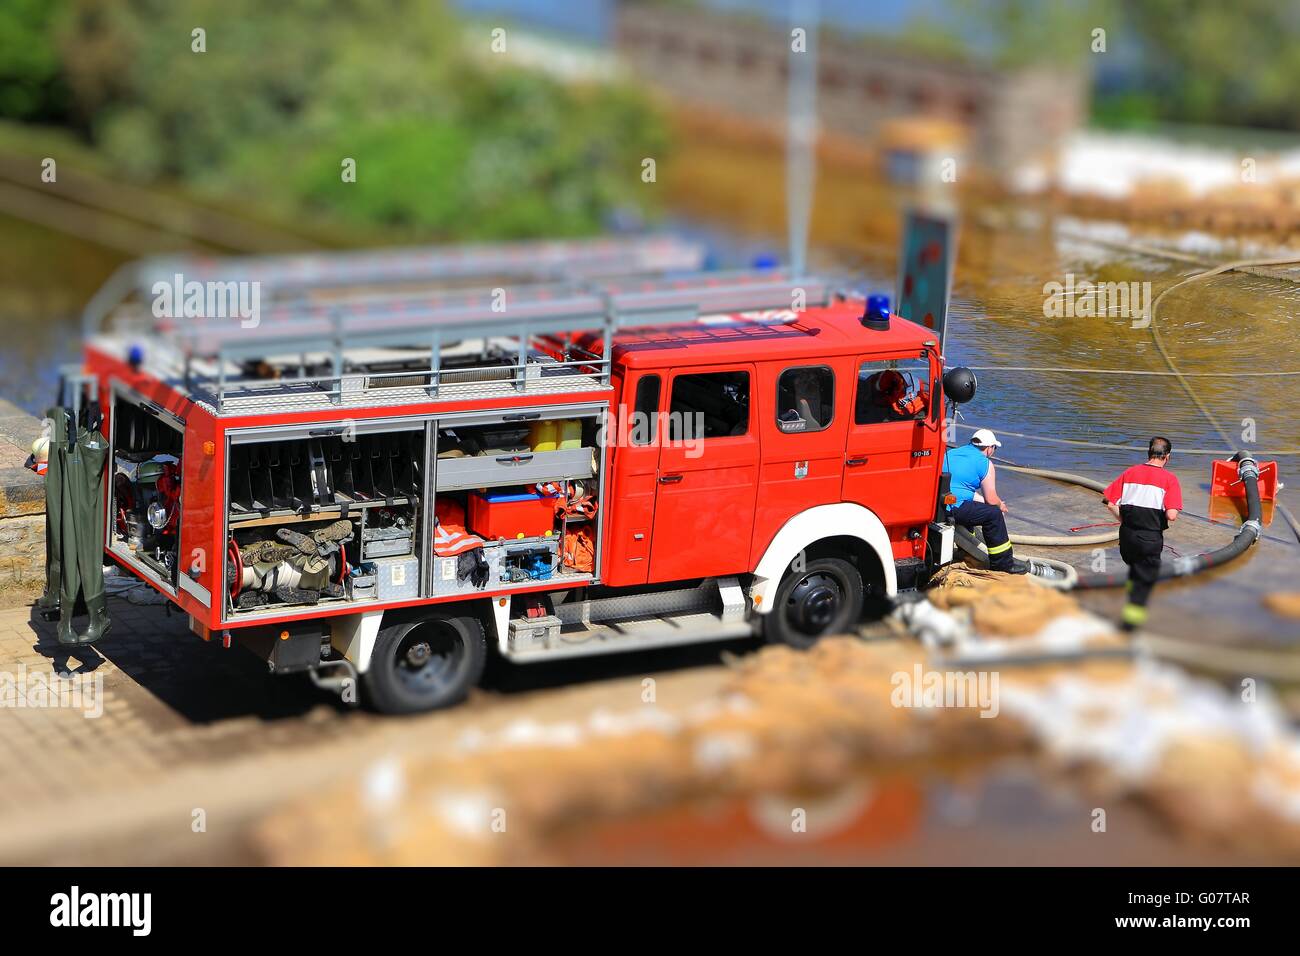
[1103,463,1183,532]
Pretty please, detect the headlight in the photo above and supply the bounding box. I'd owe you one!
[147,501,169,530]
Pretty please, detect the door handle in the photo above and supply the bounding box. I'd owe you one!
[658,473,683,484]
[846,456,868,467]
[496,454,534,465]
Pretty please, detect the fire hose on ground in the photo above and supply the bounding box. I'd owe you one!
[951,452,1265,592]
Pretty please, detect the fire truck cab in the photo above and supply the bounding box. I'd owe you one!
[77,239,963,714]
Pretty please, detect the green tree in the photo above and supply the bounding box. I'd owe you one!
[53,0,667,237]
[1118,0,1300,130]
[0,0,71,120]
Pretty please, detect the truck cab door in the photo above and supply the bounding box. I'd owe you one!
[841,352,941,533]
[750,361,850,566]
[648,364,759,583]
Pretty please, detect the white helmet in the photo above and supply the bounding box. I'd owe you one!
[970,428,1002,449]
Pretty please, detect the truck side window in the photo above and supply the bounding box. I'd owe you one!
[855,358,931,425]
[670,371,749,440]
[631,374,660,445]
[776,366,833,433]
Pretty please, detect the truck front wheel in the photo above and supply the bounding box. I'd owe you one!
[764,557,864,650]
[363,612,486,714]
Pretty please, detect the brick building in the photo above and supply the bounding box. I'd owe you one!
[615,2,1088,181]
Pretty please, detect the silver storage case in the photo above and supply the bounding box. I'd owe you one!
[372,555,420,601]
[349,576,378,601]
[508,614,562,653]
[361,525,415,559]
[428,547,504,596]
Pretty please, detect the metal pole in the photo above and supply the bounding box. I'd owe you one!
[429,329,441,399]
[787,0,819,279]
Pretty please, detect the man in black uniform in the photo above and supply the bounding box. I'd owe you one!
[1101,437,1183,632]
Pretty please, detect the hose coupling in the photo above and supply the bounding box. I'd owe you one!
[1233,451,1260,481]
[1240,518,1262,542]
[1172,555,1199,576]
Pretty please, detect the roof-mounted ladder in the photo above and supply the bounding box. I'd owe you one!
[111,267,836,415]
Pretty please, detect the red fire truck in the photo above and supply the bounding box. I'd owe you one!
[75,231,970,713]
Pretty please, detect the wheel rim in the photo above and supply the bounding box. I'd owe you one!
[393,621,465,696]
[785,570,845,637]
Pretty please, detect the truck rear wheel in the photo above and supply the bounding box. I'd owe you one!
[764,557,863,650]
[363,612,486,714]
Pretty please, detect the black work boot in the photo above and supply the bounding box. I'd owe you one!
[275,527,318,555]
[274,585,320,605]
[312,519,354,546]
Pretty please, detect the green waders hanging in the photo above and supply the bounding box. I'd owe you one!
[36,407,69,619]
[53,410,112,645]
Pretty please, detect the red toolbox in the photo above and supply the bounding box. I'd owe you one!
[468,490,559,540]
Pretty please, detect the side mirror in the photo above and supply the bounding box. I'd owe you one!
[942,366,977,405]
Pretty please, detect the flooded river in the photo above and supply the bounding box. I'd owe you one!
[0,216,121,414]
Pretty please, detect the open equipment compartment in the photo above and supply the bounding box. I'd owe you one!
[428,404,606,598]
[107,387,186,594]
[222,417,429,621]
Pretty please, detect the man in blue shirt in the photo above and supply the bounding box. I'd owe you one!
[942,428,1021,572]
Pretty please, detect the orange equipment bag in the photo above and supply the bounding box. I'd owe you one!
[562,526,595,573]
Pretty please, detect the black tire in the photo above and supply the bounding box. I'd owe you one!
[764,556,864,650]
[362,612,486,714]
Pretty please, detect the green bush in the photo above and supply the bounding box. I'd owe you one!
[50,0,667,237]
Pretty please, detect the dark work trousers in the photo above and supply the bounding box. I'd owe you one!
[1118,526,1163,627]
[952,500,1014,571]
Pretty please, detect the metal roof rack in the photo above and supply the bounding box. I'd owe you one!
[89,248,835,416]
[82,234,707,339]
[137,234,707,296]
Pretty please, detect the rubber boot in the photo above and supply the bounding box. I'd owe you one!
[81,593,112,645]
[56,592,103,645]
[275,585,320,606]
[56,609,82,645]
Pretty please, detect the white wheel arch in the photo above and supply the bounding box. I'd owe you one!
[330,601,510,668]
[749,502,896,615]
[329,609,384,673]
